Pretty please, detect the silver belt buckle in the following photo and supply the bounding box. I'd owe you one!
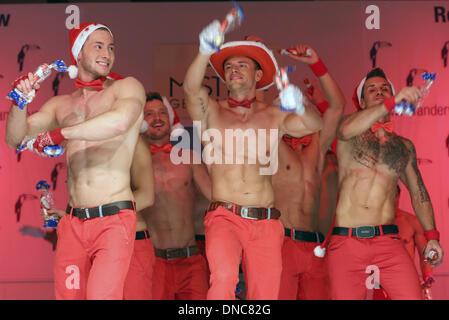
[165,248,177,260]
[355,226,376,238]
[240,206,258,220]
[84,208,90,219]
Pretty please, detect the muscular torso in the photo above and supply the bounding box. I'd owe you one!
[272,135,321,231]
[204,99,282,207]
[55,81,140,207]
[337,130,410,227]
[141,149,196,249]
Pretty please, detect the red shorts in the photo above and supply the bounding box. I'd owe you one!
[327,232,422,300]
[152,252,209,300]
[54,209,136,300]
[204,205,284,300]
[123,231,155,300]
[279,234,329,300]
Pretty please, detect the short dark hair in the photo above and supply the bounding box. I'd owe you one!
[360,67,391,100]
[146,92,163,102]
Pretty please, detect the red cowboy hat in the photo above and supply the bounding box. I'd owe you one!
[209,40,279,91]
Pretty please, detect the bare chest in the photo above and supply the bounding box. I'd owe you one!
[56,90,115,128]
[350,132,410,174]
[276,143,319,185]
[206,107,279,158]
[152,153,193,192]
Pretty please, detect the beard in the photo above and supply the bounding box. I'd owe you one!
[147,126,170,141]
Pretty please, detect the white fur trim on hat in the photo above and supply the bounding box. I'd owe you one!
[140,119,149,134]
[69,24,113,79]
[162,96,184,138]
[72,24,112,65]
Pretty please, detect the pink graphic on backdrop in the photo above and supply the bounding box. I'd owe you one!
[50,162,66,190]
[17,44,41,72]
[406,69,428,87]
[441,41,449,68]
[14,193,38,222]
[369,41,392,68]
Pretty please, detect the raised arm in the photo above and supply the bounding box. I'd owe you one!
[286,45,345,152]
[400,139,443,267]
[338,86,421,141]
[184,20,221,122]
[184,54,213,122]
[131,136,154,212]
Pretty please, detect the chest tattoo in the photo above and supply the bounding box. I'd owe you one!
[351,132,410,173]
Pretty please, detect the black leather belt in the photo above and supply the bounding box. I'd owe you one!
[207,201,281,220]
[284,228,324,243]
[136,230,150,240]
[154,245,200,260]
[66,200,135,220]
[195,234,205,241]
[332,225,399,238]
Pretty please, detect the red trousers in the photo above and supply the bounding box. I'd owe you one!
[152,253,209,300]
[196,235,210,286]
[123,232,155,300]
[327,233,422,300]
[54,209,136,300]
[279,236,329,300]
[204,206,284,300]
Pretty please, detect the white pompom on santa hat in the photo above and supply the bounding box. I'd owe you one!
[140,96,184,138]
[68,22,114,79]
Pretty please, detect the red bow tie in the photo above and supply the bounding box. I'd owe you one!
[282,135,312,149]
[150,143,172,154]
[75,77,107,91]
[227,97,256,109]
[371,121,394,133]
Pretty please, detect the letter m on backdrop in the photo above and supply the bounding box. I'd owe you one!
[0,14,11,27]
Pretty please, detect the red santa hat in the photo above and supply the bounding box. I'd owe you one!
[352,71,396,111]
[140,96,184,138]
[67,22,113,79]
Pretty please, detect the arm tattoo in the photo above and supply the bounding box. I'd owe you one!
[199,97,206,114]
[410,143,431,203]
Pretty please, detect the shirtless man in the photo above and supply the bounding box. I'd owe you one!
[140,92,211,300]
[5,22,146,300]
[46,137,155,300]
[273,46,345,300]
[184,21,323,300]
[373,185,435,300]
[327,67,443,300]
[123,137,155,300]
